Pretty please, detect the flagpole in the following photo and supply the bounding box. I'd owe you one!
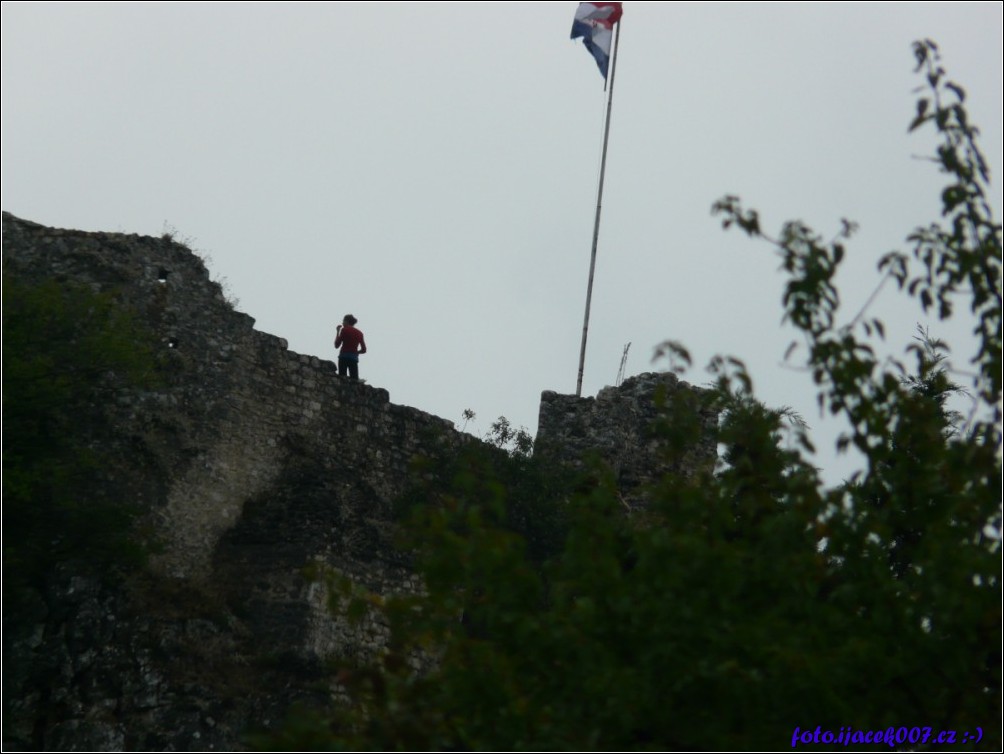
[575,17,622,397]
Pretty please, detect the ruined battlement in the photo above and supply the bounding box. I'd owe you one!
[2,212,715,750]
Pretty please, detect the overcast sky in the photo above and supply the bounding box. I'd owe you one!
[3,2,1001,484]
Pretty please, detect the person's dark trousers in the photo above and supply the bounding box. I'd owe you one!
[339,356,359,380]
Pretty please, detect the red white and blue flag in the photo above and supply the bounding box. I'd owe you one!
[570,2,623,80]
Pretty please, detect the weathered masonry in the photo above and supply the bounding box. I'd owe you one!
[2,212,715,751]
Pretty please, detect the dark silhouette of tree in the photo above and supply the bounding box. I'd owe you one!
[3,277,159,602]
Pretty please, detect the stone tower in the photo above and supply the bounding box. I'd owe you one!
[536,371,718,507]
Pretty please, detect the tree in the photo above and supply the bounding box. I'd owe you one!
[267,41,1001,751]
[3,276,160,605]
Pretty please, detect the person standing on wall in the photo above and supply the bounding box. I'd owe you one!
[334,314,367,380]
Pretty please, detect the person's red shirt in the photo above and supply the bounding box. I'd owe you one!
[335,325,366,355]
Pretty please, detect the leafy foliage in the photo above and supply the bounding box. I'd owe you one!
[3,275,160,603]
[267,42,1001,751]
[396,413,572,568]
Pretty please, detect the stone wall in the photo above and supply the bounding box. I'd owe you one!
[3,212,461,750]
[536,371,718,507]
[2,213,457,580]
[2,212,716,750]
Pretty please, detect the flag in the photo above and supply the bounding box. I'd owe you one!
[570,2,623,79]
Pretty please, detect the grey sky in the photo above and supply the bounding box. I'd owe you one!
[3,2,1001,484]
